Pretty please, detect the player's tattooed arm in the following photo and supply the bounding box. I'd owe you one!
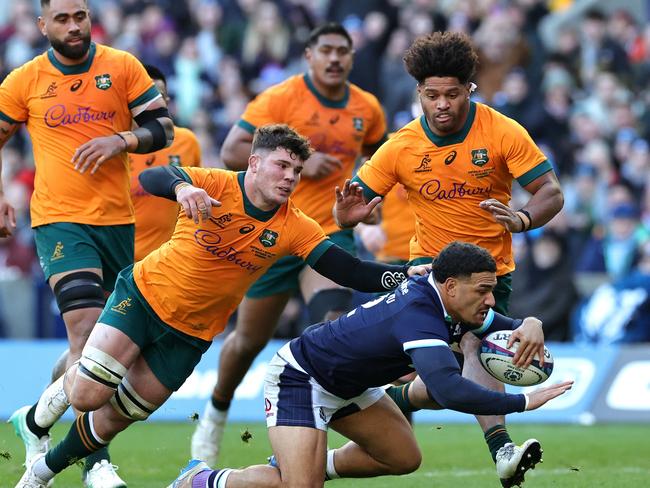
[0,119,19,237]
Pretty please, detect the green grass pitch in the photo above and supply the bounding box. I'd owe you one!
[1,422,648,487]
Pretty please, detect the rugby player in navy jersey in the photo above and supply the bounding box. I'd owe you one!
[168,241,573,488]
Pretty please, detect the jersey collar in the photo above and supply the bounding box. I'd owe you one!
[419,101,477,147]
[47,42,97,75]
[237,172,280,222]
[427,273,453,323]
[303,73,349,109]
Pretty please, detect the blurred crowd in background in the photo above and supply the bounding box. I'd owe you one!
[2,0,650,343]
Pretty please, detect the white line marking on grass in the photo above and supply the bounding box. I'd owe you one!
[413,467,650,478]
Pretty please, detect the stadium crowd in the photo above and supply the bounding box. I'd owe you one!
[1,0,650,343]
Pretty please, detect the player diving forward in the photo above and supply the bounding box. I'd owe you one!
[168,241,573,488]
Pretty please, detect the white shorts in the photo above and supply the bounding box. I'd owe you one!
[264,342,386,431]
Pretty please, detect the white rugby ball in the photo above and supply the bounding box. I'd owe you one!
[478,330,553,386]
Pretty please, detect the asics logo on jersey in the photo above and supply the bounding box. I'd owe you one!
[444,150,457,165]
[44,105,116,128]
[415,154,432,173]
[70,79,83,92]
[239,224,255,234]
[419,179,493,202]
[195,230,263,274]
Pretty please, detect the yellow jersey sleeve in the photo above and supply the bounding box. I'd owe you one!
[353,138,401,198]
[0,64,29,123]
[498,115,548,182]
[123,52,161,110]
[285,206,329,261]
[238,83,288,133]
[177,166,231,198]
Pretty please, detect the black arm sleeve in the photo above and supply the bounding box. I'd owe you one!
[138,166,189,200]
[311,244,409,292]
[409,346,526,415]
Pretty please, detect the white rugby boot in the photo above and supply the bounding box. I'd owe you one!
[190,402,227,466]
[496,439,542,488]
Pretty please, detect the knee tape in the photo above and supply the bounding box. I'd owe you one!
[53,271,105,314]
[78,346,127,390]
[307,288,353,323]
[110,378,157,421]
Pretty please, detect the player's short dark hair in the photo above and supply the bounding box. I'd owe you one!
[307,22,353,49]
[143,64,166,86]
[403,31,478,85]
[432,241,496,283]
[41,0,87,7]
[252,124,312,162]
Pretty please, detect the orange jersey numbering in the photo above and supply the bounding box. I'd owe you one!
[0,43,159,227]
[131,126,202,261]
[238,74,386,235]
[355,102,552,275]
[133,168,330,341]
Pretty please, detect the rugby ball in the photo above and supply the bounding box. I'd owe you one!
[478,330,553,386]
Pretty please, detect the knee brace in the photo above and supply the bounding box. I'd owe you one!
[307,288,353,323]
[110,377,157,421]
[53,271,105,314]
[78,346,127,390]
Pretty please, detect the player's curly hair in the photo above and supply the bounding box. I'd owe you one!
[432,241,496,283]
[403,32,478,85]
[252,124,312,162]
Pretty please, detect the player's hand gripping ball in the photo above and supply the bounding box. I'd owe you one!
[478,330,553,386]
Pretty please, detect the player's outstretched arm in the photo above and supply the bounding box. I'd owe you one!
[334,179,382,228]
[139,166,220,223]
[524,381,574,410]
[310,244,428,293]
[0,119,19,237]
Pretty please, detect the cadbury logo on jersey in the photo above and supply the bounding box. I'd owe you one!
[419,179,493,202]
[44,105,116,128]
[194,229,263,274]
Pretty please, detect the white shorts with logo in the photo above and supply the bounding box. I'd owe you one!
[264,342,386,432]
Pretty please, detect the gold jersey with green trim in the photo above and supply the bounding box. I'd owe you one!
[355,101,551,275]
[238,74,386,235]
[133,168,330,341]
[0,42,160,227]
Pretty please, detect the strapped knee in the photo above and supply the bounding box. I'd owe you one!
[110,378,157,421]
[53,271,105,314]
[307,288,353,323]
[78,346,127,390]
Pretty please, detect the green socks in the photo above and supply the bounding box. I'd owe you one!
[484,424,512,462]
[45,412,106,473]
[385,382,420,413]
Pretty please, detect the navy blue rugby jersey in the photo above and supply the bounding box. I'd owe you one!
[289,273,505,399]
